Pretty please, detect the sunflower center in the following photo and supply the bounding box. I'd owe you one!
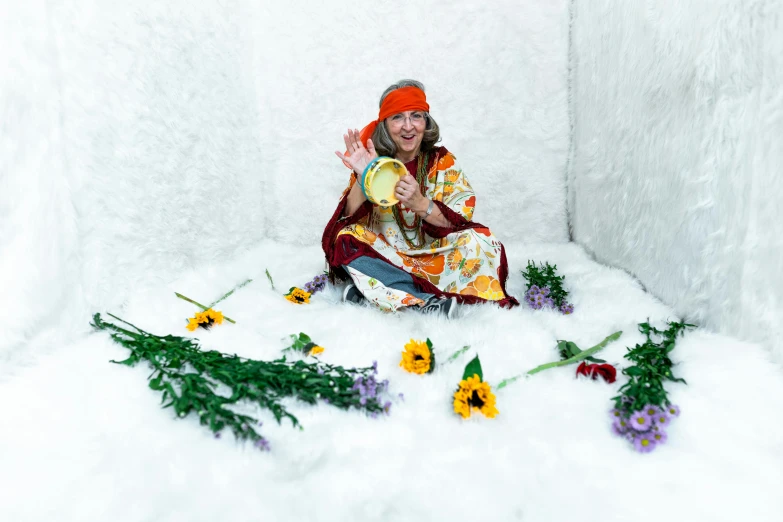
[294,295,305,303]
[414,354,424,361]
[469,390,485,409]
[200,317,215,330]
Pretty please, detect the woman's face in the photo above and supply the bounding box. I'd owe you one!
[386,111,427,158]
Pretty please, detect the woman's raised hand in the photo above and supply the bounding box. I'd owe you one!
[335,128,378,175]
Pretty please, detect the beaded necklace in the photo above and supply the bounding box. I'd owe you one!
[391,152,430,250]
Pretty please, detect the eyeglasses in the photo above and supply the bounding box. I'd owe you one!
[388,112,427,127]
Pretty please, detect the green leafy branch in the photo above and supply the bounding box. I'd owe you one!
[91,313,389,451]
[612,320,695,413]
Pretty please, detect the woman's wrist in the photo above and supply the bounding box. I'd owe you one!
[414,198,433,217]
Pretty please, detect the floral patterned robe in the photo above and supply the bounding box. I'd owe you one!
[322,146,517,312]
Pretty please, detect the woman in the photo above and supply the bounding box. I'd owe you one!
[321,80,518,316]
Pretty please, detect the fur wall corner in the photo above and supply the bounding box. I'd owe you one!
[568,0,783,362]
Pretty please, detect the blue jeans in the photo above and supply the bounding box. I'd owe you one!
[345,257,434,301]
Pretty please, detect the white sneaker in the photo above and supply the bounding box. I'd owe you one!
[342,284,365,304]
[419,296,457,319]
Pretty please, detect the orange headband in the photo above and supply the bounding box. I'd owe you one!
[344,86,430,168]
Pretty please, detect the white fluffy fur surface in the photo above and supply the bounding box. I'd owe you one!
[567,0,783,362]
[1,0,570,360]
[1,241,782,522]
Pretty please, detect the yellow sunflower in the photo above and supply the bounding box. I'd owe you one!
[285,287,311,304]
[452,389,471,418]
[186,308,224,331]
[205,308,224,324]
[453,374,499,419]
[308,345,325,356]
[400,339,433,374]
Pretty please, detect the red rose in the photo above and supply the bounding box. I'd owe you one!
[575,362,617,384]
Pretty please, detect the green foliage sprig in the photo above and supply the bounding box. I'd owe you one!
[283,333,324,357]
[612,320,695,412]
[91,313,390,451]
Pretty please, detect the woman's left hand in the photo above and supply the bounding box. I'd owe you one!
[395,175,428,212]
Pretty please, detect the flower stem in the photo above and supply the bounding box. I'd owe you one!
[445,345,470,363]
[208,278,253,308]
[265,269,276,291]
[496,375,521,390]
[175,292,236,324]
[526,331,622,375]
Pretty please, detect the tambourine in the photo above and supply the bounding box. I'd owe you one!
[360,157,407,207]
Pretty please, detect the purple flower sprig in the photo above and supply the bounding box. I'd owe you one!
[609,320,693,453]
[304,273,328,295]
[610,402,680,453]
[521,261,573,313]
[524,285,574,314]
[351,369,393,416]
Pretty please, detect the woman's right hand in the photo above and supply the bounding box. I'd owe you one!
[335,128,378,175]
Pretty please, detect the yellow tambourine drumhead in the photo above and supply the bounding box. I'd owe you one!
[361,157,407,207]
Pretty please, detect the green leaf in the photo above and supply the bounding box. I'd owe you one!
[624,366,643,376]
[110,356,137,366]
[426,339,436,374]
[149,373,163,390]
[462,355,483,382]
[557,341,569,360]
[566,342,582,358]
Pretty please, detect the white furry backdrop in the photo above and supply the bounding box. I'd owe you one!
[0,0,570,358]
[567,0,783,362]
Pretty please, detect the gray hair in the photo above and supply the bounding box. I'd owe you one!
[371,79,441,158]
